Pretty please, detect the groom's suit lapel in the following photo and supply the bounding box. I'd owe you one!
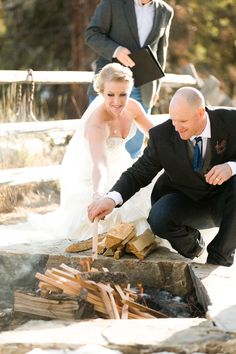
[208,110,228,166]
[171,131,194,170]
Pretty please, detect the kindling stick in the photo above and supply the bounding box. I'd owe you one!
[92,217,99,261]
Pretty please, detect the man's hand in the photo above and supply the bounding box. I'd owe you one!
[205,163,232,185]
[116,47,135,67]
[87,197,116,222]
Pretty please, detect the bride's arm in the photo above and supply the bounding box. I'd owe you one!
[85,119,109,200]
[130,100,154,137]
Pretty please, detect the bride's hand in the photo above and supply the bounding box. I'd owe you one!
[87,197,116,222]
[92,192,102,201]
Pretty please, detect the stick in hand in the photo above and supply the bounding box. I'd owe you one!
[92,217,99,261]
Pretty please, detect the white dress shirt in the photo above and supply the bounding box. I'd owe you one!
[134,0,155,47]
[190,112,211,158]
[113,0,155,57]
[190,112,236,175]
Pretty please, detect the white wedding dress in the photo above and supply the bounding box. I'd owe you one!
[0,96,153,245]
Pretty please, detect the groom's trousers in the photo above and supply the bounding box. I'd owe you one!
[147,175,236,266]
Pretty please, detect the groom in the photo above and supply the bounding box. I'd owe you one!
[88,87,236,267]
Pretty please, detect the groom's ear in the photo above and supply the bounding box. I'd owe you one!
[197,107,205,120]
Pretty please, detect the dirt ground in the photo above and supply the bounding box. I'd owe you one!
[0,181,60,225]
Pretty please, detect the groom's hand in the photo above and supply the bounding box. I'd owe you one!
[87,197,116,222]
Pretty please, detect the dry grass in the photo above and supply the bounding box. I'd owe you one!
[0,185,19,213]
[0,181,60,223]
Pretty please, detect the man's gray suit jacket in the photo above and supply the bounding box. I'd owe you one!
[85,0,174,108]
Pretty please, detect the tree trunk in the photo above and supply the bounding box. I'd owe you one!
[71,0,99,116]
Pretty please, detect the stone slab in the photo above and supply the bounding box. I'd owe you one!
[0,318,229,353]
[191,262,236,332]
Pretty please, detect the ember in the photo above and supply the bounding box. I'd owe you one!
[136,286,205,318]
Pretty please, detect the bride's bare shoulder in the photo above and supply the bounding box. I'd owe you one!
[127,97,143,110]
[126,98,144,116]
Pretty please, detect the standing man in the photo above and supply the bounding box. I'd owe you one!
[88,87,236,267]
[85,0,174,159]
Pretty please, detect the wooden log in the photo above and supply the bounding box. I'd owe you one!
[128,306,156,319]
[65,234,105,253]
[97,284,115,319]
[121,284,130,319]
[114,284,126,301]
[120,230,136,246]
[45,270,82,292]
[38,281,62,293]
[103,248,114,257]
[59,263,81,275]
[35,273,79,296]
[50,268,76,281]
[108,290,120,319]
[131,241,159,260]
[126,229,156,252]
[105,223,136,249]
[97,237,107,254]
[14,291,81,320]
[122,299,168,318]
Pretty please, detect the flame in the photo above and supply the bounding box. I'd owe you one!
[136,282,147,306]
[137,282,144,295]
[79,258,92,272]
[85,257,91,272]
[79,259,85,272]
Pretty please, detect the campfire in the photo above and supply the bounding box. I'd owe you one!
[14,261,168,320]
[12,222,204,323]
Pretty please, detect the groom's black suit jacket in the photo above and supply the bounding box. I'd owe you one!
[111,106,236,204]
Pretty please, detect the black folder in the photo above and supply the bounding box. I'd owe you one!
[113,45,165,87]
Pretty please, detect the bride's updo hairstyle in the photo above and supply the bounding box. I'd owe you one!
[93,63,134,94]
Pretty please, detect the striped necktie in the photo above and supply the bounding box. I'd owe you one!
[193,137,203,172]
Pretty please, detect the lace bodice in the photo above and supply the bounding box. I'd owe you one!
[106,123,136,150]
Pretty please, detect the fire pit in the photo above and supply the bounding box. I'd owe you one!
[0,250,206,331]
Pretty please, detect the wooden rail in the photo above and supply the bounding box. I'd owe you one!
[0,114,169,137]
[0,68,191,187]
[0,119,81,137]
[0,115,169,186]
[0,70,196,87]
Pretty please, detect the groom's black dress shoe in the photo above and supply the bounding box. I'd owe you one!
[206,255,233,267]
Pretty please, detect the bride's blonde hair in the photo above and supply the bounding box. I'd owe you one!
[93,63,134,93]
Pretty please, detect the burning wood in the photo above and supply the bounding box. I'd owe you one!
[65,223,159,260]
[14,263,167,320]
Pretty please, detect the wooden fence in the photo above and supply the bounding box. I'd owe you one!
[0,69,195,185]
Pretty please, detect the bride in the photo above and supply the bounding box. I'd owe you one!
[57,62,155,240]
[2,63,155,243]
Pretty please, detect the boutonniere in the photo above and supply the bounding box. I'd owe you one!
[215,139,226,154]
